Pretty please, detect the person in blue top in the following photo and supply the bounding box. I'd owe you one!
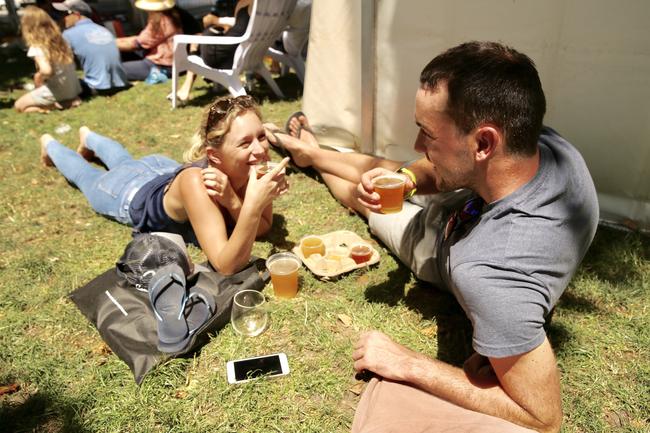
[53,0,129,96]
[39,95,289,275]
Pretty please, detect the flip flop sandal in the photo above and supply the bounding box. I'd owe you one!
[184,286,215,336]
[284,111,315,140]
[266,129,297,166]
[148,264,190,353]
[282,116,346,154]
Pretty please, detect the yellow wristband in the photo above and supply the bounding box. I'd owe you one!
[397,167,417,198]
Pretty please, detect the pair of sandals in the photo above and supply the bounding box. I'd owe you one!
[148,264,215,353]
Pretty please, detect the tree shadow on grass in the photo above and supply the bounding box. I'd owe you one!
[579,225,650,286]
[0,378,88,433]
[0,44,33,92]
[364,266,411,307]
[405,280,474,366]
[0,97,15,110]
[546,320,573,354]
[556,290,599,314]
[265,213,291,252]
[364,258,473,367]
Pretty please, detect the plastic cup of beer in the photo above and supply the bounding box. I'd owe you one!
[349,243,373,264]
[266,252,302,299]
[255,161,281,179]
[300,235,325,258]
[372,174,406,214]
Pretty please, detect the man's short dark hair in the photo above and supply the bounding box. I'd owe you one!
[420,41,546,156]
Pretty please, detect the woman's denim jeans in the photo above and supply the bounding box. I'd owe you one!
[45,132,180,224]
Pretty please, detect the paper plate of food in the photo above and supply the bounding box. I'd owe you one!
[292,230,380,278]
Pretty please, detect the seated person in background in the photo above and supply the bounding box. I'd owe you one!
[14,6,82,113]
[116,0,182,81]
[39,95,289,275]
[53,0,129,97]
[174,0,251,103]
[202,0,238,29]
[267,41,599,432]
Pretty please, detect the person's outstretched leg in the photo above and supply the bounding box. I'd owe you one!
[266,114,403,217]
[78,126,133,169]
[42,133,144,224]
[41,134,104,193]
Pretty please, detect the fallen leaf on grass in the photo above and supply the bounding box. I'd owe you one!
[348,382,365,395]
[92,343,112,356]
[169,134,181,139]
[174,390,189,399]
[0,383,20,396]
[420,325,438,336]
[604,409,631,428]
[338,313,353,327]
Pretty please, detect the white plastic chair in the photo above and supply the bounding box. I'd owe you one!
[170,0,297,108]
[266,30,307,85]
[266,0,310,85]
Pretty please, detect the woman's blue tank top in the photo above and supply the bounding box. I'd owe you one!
[128,163,201,245]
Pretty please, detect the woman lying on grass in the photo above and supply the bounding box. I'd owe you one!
[40,95,289,274]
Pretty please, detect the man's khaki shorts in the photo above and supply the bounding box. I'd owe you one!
[367,191,471,286]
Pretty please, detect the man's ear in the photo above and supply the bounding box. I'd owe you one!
[206,147,222,166]
[474,125,501,162]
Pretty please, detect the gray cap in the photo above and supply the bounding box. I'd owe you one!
[52,0,93,16]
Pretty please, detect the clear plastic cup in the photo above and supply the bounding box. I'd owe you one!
[266,252,302,298]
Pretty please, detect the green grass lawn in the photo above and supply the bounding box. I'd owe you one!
[0,45,648,432]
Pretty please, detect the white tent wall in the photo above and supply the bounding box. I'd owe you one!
[303,0,650,231]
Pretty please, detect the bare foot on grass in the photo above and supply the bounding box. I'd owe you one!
[287,113,319,147]
[263,123,317,168]
[76,126,95,161]
[39,134,54,167]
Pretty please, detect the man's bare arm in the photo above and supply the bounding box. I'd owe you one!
[402,158,439,194]
[353,331,562,433]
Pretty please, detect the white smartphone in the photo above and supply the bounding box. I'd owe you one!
[226,353,290,384]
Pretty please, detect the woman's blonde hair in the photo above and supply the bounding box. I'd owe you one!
[20,6,74,65]
[184,95,262,162]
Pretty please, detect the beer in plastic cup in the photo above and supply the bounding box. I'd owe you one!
[255,161,281,179]
[372,174,405,214]
[266,252,301,298]
[349,243,373,264]
[300,236,325,258]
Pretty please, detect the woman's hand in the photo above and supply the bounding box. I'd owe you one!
[201,166,237,208]
[244,157,290,209]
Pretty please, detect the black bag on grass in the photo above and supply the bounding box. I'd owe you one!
[69,255,269,384]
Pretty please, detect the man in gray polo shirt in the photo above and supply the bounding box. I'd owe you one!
[54,0,128,95]
[268,41,599,432]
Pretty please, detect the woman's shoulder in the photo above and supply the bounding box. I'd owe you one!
[175,164,202,183]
